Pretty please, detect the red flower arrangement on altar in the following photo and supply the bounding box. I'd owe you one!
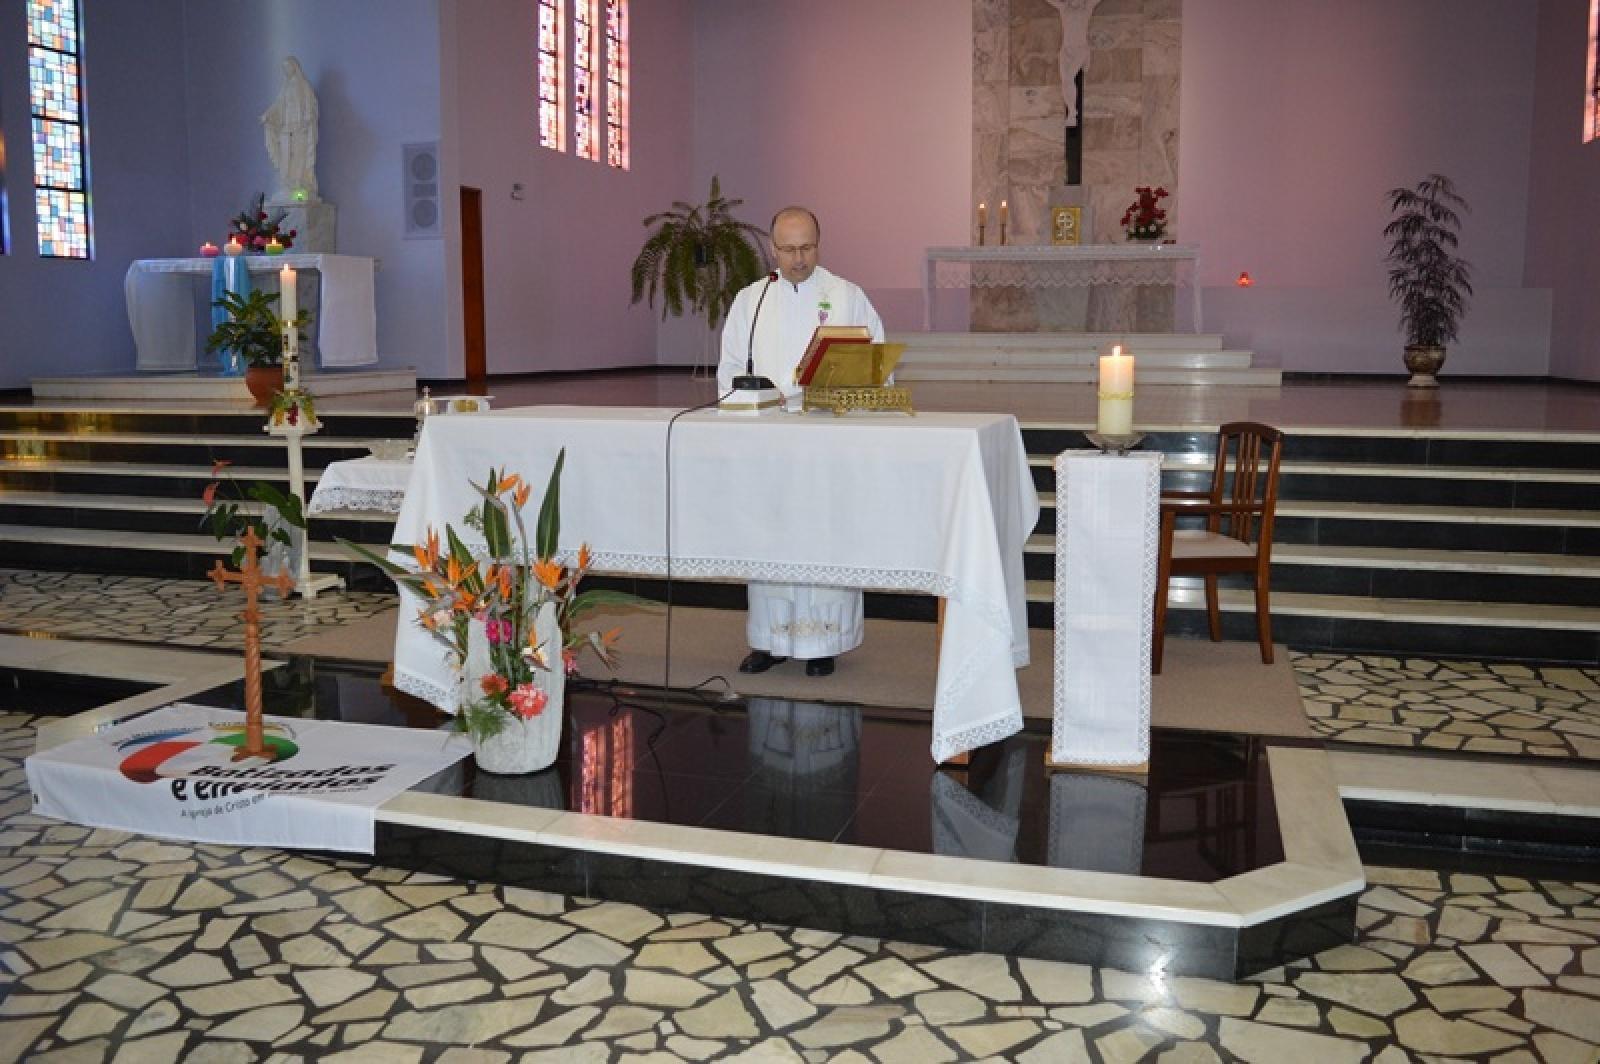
[228,193,298,252]
[1121,186,1169,242]
[341,453,645,744]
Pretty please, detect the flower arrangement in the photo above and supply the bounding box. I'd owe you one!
[267,388,319,430]
[1120,186,1169,241]
[344,452,642,744]
[201,459,307,568]
[229,193,298,253]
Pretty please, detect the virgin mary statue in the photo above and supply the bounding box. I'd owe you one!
[262,57,319,203]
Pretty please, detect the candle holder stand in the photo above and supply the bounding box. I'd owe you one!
[999,223,1008,246]
[264,415,344,600]
[977,224,986,247]
[1085,431,1145,456]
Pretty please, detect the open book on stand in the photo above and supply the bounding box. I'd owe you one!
[795,326,872,387]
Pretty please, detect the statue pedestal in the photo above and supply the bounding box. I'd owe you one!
[269,201,337,254]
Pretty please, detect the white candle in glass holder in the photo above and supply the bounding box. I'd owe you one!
[1096,344,1135,436]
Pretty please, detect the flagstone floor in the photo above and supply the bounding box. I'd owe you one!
[0,569,394,653]
[1296,653,1600,765]
[1,706,1597,1061]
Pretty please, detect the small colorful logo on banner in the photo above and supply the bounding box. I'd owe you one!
[117,723,299,784]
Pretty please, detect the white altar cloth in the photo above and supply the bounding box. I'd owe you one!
[309,456,412,515]
[390,406,1040,764]
[1051,450,1161,766]
[126,253,378,370]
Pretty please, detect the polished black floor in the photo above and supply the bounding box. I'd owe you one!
[1,667,159,716]
[178,659,1284,882]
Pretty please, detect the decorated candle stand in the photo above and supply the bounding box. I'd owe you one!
[209,528,295,760]
[264,263,343,599]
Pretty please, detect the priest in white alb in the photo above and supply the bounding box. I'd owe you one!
[718,206,884,678]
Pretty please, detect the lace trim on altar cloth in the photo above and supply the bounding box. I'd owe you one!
[394,667,459,714]
[933,259,1195,290]
[768,619,840,638]
[931,707,1024,766]
[308,486,407,515]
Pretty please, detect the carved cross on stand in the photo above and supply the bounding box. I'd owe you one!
[209,528,294,760]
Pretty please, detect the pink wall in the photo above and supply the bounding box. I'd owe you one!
[1180,0,1547,374]
[1525,0,1600,381]
[450,0,694,374]
[683,0,971,349]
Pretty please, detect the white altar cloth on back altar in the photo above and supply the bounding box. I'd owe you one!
[309,456,412,514]
[126,254,378,370]
[390,406,1040,764]
[26,703,470,854]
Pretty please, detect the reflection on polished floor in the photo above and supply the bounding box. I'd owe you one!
[179,662,1284,885]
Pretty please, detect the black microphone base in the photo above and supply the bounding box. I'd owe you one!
[733,374,776,391]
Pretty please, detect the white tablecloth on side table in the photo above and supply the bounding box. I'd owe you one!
[1051,450,1161,766]
[389,406,1041,764]
[126,254,377,370]
[308,457,412,514]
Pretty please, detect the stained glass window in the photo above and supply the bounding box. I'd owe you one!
[28,0,90,259]
[605,0,629,170]
[537,0,566,152]
[1587,0,1600,143]
[574,0,599,161]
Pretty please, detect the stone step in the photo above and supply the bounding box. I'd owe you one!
[29,368,418,402]
[1035,491,1600,529]
[899,363,1282,386]
[888,331,1229,351]
[1028,454,1600,485]
[898,349,1256,369]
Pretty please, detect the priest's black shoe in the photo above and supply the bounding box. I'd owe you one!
[805,657,836,677]
[739,650,787,674]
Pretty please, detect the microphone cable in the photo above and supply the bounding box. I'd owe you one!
[661,386,737,705]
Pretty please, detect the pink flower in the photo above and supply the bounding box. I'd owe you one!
[509,684,548,719]
[485,618,513,645]
[480,673,509,696]
[563,648,579,676]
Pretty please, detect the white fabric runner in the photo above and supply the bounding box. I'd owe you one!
[126,254,378,370]
[390,406,1039,763]
[1051,450,1161,766]
[26,703,469,854]
[309,456,413,514]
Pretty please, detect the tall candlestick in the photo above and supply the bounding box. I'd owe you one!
[1097,344,1135,436]
[978,201,987,226]
[999,199,1009,226]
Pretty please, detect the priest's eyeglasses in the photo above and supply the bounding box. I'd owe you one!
[774,243,817,255]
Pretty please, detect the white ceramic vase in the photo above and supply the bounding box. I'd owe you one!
[467,601,565,776]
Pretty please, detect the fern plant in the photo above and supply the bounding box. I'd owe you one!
[630,176,769,331]
[1384,174,1473,349]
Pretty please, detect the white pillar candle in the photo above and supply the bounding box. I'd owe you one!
[1097,344,1135,436]
[279,266,297,323]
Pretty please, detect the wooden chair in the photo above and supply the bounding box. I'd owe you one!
[1152,422,1284,674]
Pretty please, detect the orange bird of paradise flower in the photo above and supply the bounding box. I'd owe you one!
[533,558,563,590]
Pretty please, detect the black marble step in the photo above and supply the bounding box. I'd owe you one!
[0,408,416,439]
[0,438,374,469]
[1019,427,1600,470]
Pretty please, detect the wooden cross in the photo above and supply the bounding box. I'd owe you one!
[209,528,294,760]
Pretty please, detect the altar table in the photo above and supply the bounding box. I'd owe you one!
[390,406,1040,764]
[923,244,1203,332]
[308,456,411,515]
[126,253,378,370]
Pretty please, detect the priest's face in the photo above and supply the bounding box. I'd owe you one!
[772,213,820,284]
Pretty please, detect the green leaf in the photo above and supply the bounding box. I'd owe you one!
[338,538,412,577]
[481,493,512,559]
[535,449,565,560]
[566,588,657,623]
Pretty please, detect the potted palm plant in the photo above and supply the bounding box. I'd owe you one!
[207,289,309,405]
[630,176,769,338]
[1384,174,1473,388]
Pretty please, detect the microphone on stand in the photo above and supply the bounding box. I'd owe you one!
[733,271,781,391]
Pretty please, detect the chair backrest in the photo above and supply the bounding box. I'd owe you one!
[1204,422,1284,546]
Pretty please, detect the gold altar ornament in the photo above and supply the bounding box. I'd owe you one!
[1051,205,1082,246]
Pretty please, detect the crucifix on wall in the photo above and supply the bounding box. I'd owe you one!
[1047,0,1105,185]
